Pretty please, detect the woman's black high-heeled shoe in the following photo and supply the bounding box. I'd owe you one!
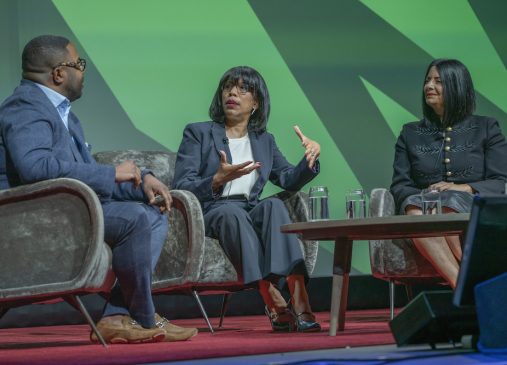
[293,311,321,332]
[264,306,295,332]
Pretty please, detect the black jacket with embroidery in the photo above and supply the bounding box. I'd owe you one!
[390,115,507,209]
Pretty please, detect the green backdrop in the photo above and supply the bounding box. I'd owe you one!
[1,0,506,276]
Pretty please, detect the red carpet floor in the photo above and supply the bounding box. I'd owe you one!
[0,309,395,364]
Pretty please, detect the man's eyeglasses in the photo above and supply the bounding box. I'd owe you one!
[53,58,86,72]
[222,82,252,95]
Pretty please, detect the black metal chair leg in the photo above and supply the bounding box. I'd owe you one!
[218,293,231,328]
[66,295,108,347]
[389,280,395,320]
[405,284,414,301]
[191,290,214,334]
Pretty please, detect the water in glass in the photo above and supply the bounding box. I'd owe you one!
[309,186,329,221]
[345,189,367,219]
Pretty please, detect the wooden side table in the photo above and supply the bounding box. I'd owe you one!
[282,213,469,336]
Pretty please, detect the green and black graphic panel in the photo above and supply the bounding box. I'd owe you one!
[1,0,506,276]
[51,0,361,275]
[0,0,166,151]
[250,0,507,193]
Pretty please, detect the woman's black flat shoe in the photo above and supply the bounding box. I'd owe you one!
[265,306,295,332]
[293,311,321,332]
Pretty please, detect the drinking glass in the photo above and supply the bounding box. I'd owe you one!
[345,188,367,219]
[421,188,442,214]
[309,186,329,221]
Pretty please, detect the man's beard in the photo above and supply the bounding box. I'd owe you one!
[66,81,83,102]
[64,72,83,102]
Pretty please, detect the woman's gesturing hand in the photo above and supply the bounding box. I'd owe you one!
[294,125,320,169]
[212,150,261,191]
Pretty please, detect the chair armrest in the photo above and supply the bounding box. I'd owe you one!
[369,188,396,217]
[0,178,114,303]
[153,189,206,288]
[271,190,319,275]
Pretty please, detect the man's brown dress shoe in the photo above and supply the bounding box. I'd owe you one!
[155,313,198,341]
[90,315,166,344]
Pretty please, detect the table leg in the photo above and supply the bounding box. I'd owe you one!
[329,274,346,336]
[328,238,353,336]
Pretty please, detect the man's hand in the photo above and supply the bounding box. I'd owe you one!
[294,125,320,169]
[115,160,141,187]
[429,181,473,193]
[143,174,172,212]
[212,150,261,191]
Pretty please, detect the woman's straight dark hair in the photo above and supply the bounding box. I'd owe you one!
[422,59,476,127]
[209,66,270,132]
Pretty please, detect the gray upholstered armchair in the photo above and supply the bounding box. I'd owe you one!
[0,178,115,346]
[93,150,319,333]
[368,188,445,319]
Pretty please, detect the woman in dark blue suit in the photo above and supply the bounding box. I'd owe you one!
[173,66,321,332]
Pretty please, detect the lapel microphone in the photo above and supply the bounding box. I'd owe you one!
[222,137,229,145]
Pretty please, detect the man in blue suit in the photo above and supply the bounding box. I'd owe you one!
[0,35,197,343]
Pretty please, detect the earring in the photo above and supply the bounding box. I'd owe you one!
[251,108,256,116]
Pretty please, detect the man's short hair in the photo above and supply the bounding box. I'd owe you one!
[22,35,70,73]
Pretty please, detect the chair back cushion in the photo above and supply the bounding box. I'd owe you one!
[369,188,441,279]
[93,150,176,187]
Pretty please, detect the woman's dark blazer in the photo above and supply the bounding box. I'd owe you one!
[390,115,507,209]
[173,121,319,212]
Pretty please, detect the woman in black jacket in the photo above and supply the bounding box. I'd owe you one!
[390,59,507,288]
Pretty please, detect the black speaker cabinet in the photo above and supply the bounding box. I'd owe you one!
[389,290,478,346]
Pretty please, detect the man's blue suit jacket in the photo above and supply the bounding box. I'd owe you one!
[0,79,144,202]
[173,121,319,212]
